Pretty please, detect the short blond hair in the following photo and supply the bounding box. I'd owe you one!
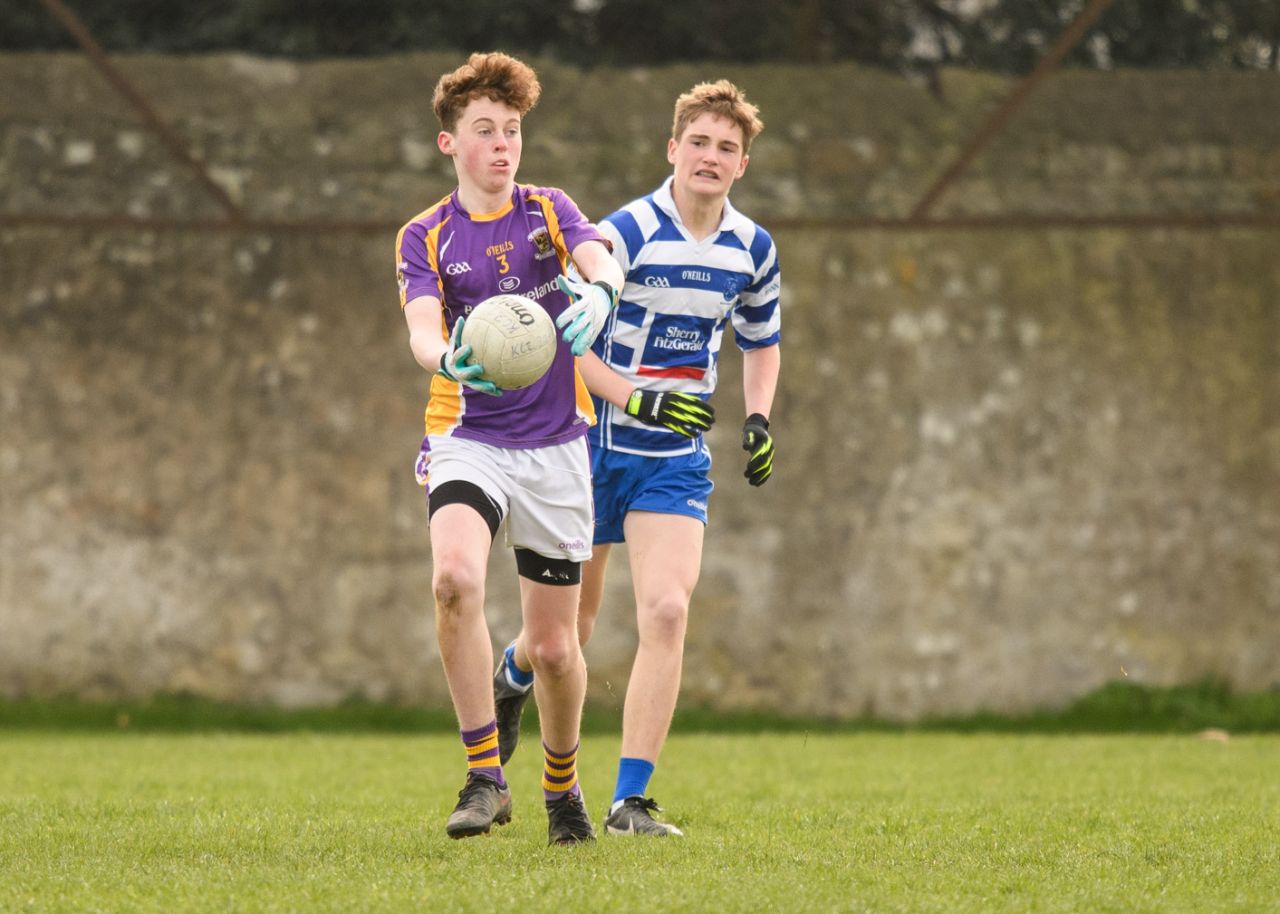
[432,52,541,133]
[672,80,764,153]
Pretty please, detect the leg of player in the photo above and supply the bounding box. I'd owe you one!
[604,511,703,837]
[576,544,611,647]
[519,573,595,844]
[430,503,512,839]
[495,544,612,766]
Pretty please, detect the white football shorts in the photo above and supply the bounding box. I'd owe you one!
[425,434,593,563]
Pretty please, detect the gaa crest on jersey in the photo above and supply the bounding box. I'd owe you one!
[528,227,556,261]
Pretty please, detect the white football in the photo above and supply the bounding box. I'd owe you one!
[461,293,557,390]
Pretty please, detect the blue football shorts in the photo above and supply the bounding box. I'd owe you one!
[590,445,714,545]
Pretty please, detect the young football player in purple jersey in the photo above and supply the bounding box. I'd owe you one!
[496,81,781,836]
[395,51,624,845]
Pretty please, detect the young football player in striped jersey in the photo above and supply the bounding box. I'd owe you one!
[396,52,624,845]
[496,80,780,836]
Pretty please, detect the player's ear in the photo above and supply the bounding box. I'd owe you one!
[736,154,749,178]
[666,137,678,165]
[438,131,456,156]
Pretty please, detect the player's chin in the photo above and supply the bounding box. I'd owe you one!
[484,167,515,187]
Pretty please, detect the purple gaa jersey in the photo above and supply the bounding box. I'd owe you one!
[396,184,609,449]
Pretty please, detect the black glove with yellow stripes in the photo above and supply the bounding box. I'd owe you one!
[625,390,715,438]
[741,413,774,486]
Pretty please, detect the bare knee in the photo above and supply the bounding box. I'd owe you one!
[526,633,581,679]
[577,612,597,648]
[432,563,482,619]
[639,595,689,648]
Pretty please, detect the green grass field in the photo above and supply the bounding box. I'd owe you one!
[2,729,1277,913]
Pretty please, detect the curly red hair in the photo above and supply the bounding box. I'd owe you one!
[432,52,541,133]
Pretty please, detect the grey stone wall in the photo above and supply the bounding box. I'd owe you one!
[2,54,1277,718]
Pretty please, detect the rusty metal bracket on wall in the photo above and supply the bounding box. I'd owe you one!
[35,0,245,221]
[8,0,1277,236]
[907,0,1117,222]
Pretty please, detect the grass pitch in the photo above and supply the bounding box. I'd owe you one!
[1,730,1277,913]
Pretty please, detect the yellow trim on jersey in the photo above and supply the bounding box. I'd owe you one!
[395,196,465,436]
[468,196,515,222]
[526,190,573,273]
[574,370,595,426]
[395,194,451,309]
[425,375,463,437]
[527,191,598,427]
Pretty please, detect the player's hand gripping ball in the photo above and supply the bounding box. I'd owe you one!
[555,275,618,356]
[437,317,500,397]
[459,293,557,390]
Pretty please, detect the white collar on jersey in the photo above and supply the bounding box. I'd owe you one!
[653,176,753,237]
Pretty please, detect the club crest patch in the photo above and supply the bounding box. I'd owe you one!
[528,227,556,261]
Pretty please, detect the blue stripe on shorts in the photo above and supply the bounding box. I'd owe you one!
[590,445,713,545]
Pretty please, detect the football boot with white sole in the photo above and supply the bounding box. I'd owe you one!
[603,796,684,837]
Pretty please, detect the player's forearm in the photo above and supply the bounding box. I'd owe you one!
[742,344,780,419]
[572,240,625,293]
[578,351,634,408]
[404,296,447,374]
[409,331,448,374]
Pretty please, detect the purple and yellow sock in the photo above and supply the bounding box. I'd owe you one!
[461,720,506,788]
[542,740,581,802]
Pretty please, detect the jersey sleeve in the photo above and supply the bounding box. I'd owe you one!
[731,226,781,350]
[598,218,631,273]
[546,187,610,257]
[395,219,441,308]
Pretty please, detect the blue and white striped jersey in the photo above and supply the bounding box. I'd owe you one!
[590,177,781,456]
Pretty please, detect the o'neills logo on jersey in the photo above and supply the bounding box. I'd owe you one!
[682,269,712,283]
[485,241,514,257]
[528,227,556,261]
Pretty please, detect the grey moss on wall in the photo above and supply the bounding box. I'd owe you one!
[2,54,1277,718]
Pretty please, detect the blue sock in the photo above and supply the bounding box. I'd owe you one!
[503,644,533,689]
[612,757,655,805]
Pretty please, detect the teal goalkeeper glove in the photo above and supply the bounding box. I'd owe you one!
[555,275,618,356]
[625,390,716,437]
[437,317,501,397]
[741,413,774,486]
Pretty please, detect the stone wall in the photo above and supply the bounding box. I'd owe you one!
[2,54,1278,718]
